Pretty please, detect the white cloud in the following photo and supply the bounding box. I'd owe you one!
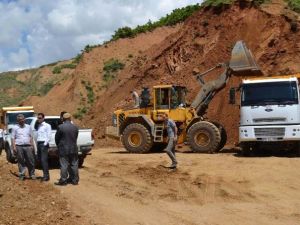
[9,48,29,66]
[0,0,202,72]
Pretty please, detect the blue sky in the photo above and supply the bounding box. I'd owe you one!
[0,0,201,72]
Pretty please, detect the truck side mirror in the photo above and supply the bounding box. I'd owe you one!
[229,88,236,104]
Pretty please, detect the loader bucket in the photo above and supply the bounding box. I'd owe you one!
[229,40,262,76]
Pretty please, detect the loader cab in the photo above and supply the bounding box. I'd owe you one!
[153,85,187,110]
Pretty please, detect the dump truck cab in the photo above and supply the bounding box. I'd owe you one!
[1,106,35,132]
[238,76,300,154]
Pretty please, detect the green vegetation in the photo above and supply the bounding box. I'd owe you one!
[52,63,77,74]
[74,80,95,120]
[74,106,87,119]
[39,61,59,68]
[103,58,125,82]
[111,4,201,41]
[287,0,300,13]
[73,54,83,64]
[38,81,54,96]
[85,82,95,104]
[0,69,65,107]
[202,0,233,7]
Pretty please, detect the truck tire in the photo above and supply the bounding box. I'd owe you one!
[5,143,17,164]
[187,121,221,153]
[122,123,153,153]
[240,143,251,156]
[212,122,227,152]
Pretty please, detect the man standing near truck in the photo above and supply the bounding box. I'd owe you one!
[12,114,36,181]
[0,125,3,155]
[162,113,178,169]
[55,113,79,185]
[36,113,52,182]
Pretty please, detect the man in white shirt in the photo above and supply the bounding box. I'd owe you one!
[36,113,52,181]
[12,114,36,181]
[0,126,4,155]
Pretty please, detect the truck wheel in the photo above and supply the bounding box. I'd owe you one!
[5,143,17,164]
[122,123,153,153]
[187,121,221,153]
[240,143,251,157]
[212,122,227,152]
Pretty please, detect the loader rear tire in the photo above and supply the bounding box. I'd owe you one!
[187,121,221,153]
[212,122,227,152]
[122,123,153,153]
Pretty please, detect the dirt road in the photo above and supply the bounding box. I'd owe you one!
[45,147,300,225]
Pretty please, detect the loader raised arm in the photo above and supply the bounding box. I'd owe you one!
[191,41,261,116]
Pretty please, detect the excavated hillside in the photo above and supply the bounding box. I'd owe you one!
[81,0,300,146]
[23,26,181,115]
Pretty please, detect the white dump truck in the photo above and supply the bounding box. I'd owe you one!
[236,75,300,154]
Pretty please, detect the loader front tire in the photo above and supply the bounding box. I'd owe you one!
[122,123,153,153]
[187,121,221,153]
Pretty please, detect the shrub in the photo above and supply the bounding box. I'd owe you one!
[110,4,201,41]
[103,58,125,82]
[52,63,77,74]
[52,66,62,74]
[74,107,88,120]
[73,54,82,64]
[39,81,54,96]
[287,0,300,13]
[202,0,233,7]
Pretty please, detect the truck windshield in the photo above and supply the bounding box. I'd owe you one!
[241,81,298,106]
[6,112,34,125]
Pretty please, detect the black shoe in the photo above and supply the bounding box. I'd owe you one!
[54,181,67,186]
[42,177,50,182]
[71,181,78,185]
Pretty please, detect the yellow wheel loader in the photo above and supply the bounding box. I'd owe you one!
[106,41,261,153]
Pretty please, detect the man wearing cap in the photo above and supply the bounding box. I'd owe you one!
[12,114,36,180]
[55,113,79,185]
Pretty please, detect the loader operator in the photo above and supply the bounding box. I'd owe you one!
[162,113,178,169]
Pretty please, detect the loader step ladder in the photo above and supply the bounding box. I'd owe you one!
[154,124,164,142]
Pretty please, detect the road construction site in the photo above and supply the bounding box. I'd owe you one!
[1,147,300,225]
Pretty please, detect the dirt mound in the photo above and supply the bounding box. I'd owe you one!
[83,1,300,146]
[0,156,86,225]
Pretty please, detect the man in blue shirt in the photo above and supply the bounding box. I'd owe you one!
[162,113,178,169]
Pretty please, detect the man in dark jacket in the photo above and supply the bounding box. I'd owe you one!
[55,113,79,185]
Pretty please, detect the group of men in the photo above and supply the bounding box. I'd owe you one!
[11,112,79,185]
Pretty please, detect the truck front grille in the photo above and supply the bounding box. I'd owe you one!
[253,118,286,123]
[254,128,285,137]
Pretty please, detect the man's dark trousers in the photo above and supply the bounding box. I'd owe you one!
[37,142,49,179]
[59,153,79,183]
